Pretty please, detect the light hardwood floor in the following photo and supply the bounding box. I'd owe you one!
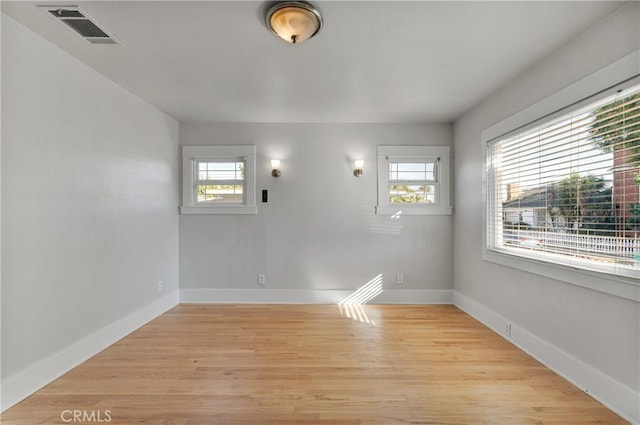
[1,305,628,424]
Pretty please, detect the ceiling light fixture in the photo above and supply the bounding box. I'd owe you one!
[266,1,323,44]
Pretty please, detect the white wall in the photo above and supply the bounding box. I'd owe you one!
[1,13,179,382]
[0,11,4,409]
[179,122,453,301]
[453,0,639,405]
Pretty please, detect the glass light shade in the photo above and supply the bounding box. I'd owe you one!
[267,3,322,44]
[270,159,281,177]
[353,159,364,177]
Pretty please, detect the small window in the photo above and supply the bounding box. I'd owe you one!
[195,160,245,204]
[388,160,438,204]
[181,146,256,215]
[376,146,452,215]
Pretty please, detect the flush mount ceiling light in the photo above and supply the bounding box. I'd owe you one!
[266,1,323,44]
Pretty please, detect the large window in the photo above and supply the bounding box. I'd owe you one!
[376,145,451,215]
[487,83,640,280]
[181,145,256,215]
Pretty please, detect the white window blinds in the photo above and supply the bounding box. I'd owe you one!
[487,83,640,279]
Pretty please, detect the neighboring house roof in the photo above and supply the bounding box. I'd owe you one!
[503,186,551,209]
[503,185,613,210]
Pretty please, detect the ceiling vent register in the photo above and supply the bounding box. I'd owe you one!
[39,6,117,44]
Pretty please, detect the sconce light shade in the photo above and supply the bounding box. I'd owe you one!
[353,160,364,177]
[266,1,323,44]
[271,159,281,177]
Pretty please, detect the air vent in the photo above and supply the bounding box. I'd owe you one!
[39,6,118,45]
[48,9,84,18]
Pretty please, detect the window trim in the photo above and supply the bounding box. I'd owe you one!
[376,145,452,215]
[481,50,640,302]
[180,145,257,215]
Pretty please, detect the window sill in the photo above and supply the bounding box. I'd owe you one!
[483,248,640,302]
[376,205,452,216]
[180,205,257,215]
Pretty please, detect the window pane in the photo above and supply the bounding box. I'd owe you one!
[197,161,245,181]
[488,84,640,278]
[389,163,397,180]
[397,163,426,172]
[389,185,435,204]
[196,184,243,204]
[389,162,435,182]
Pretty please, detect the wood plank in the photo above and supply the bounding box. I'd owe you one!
[0,305,628,425]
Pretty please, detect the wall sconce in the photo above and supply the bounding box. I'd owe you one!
[271,159,281,177]
[353,159,364,177]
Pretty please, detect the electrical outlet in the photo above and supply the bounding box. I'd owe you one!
[505,323,512,338]
[257,273,266,286]
[157,281,164,292]
[396,274,404,285]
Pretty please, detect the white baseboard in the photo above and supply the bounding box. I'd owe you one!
[180,288,452,304]
[0,290,179,413]
[452,290,639,425]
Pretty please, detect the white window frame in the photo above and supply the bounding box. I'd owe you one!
[376,145,452,215]
[180,145,256,215]
[482,50,640,302]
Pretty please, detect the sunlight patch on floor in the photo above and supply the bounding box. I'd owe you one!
[337,274,383,325]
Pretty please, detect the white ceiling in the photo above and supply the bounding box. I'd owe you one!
[1,1,626,123]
